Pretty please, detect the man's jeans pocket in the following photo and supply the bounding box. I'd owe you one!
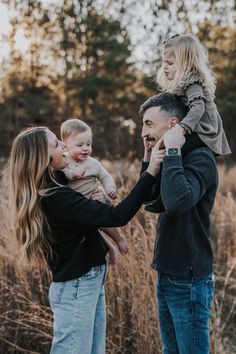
[166,275,192,287]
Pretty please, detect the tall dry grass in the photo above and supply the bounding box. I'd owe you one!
[210,167,236,354]
[0,160,235,354]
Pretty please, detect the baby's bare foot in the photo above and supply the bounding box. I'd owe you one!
[117,238,128,255]
[108,246,117,265]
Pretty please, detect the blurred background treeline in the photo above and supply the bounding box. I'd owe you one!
[0,0,235,159]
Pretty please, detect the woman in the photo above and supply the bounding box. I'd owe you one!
[8,126,165,354]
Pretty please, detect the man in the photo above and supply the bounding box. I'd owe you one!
[140,93,218,354]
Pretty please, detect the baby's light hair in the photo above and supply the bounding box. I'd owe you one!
[61,118,91,141]
[157,33,216,97]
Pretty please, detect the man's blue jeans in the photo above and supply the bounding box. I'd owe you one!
[49,264,107,354]
[157,273,215,354]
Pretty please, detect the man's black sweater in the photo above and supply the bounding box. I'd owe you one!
[41,171,156,282]
[141,134,218,278]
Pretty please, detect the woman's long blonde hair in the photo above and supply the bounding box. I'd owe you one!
[157,33,216,97]
[8,127,57,268]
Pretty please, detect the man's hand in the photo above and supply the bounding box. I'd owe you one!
[163,124,186,149]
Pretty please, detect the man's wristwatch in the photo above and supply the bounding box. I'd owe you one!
[166,147,181,156]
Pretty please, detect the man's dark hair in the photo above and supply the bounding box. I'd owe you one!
[139,93,188,121]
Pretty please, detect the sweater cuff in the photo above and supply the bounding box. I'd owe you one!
[163,156,182,170]
[142,161,150,168]
[140,161,149,175]
[141,161,163,183]
[142,170,157,184]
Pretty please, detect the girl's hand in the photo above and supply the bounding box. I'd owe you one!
[146,138,166,176]
[179,125,189,135]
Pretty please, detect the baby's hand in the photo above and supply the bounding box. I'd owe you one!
[77,169,85,177]
[71,169,85,180]
[107,190,117,200]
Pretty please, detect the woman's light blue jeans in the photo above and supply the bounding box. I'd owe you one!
[49,264,107,354]
[157,273,215,354]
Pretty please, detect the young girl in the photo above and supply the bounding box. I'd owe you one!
[8,126,164,354]
[157,33,231,155]
[60,118,128,263]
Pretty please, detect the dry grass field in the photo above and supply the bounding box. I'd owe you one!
[0,160,235,354]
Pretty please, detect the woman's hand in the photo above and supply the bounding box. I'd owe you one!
[146,138,166,176]
[90,186,112,205]
[143,137,152,162]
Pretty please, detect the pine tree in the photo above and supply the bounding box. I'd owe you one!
[56,0,140,156]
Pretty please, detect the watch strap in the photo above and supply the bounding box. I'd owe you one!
[166,147,181,156]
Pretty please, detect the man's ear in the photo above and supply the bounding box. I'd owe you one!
[169,116,180,128]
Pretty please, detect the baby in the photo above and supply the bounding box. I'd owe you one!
[61,118,128,263]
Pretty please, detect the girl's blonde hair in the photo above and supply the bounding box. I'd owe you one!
[61,118,91,141]
[8,127,57,268]
[157,33,216,97]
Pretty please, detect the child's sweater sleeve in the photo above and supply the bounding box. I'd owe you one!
[180,83,206,132]
[63,166,73,181]
[95,160,116,194]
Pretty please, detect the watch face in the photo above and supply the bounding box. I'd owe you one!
[167,148,179,155]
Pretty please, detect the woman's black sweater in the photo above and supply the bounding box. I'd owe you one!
[41,171,156,282]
